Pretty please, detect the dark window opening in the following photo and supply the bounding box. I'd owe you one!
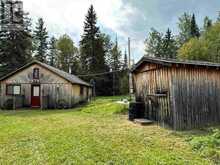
[155,88,168,95]
[80,86,84,96]
[33,68,40,79]
[86,88,89,97]
[6,84,21,95]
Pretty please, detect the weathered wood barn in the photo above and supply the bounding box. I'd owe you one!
[132,56,220,130]
[0,60,92,109]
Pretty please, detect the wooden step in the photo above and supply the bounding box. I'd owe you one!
[134,119,154,126]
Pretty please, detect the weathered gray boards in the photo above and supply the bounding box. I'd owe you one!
[132,56,220,130]
[0,60,92,109]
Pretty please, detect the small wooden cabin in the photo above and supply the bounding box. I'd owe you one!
[0,60,92,109]
[132,56,220,130]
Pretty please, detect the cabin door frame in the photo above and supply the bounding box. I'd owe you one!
[31,84,41,108]
[146,97,159,121]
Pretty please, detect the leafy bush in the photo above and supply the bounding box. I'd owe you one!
[57,99,69,109]
[3,99,13,110]
[188,129,220,164]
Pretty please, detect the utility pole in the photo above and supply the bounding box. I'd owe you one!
[128,37,133,100]
[128,38,131,68]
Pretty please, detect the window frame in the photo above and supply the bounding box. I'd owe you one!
[6,84,21,96]
[80,86,84,96]
[33,68,40,79]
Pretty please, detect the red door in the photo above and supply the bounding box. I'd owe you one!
[31,85,41,107]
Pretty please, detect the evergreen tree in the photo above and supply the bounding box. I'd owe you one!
[102,33,113,70]
[177,13,192,46]
[162,28,178,59]
[123,50,128,69]
[190,14,200,38]
[80,5,105,74]
[0,1,32,76]
[48,36,58,67]
[203,16,212,31]
[110,36,122,95]
[119,49,129,95]
[79,5,110,96]
[144,28,163,57]
[33,18,48,62]
[178,23,220,63]
[110,36,122,71]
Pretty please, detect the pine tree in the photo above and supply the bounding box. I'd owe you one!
[33,18,48,62]
[123,50,128,69]
[162,28,178,59]
[110,36,122,71]
[178,23,220,63]
[48,36,58,67]
[101,33,113,69]
[190,14,200,38]
[203,16,212,31]
[110,36,122,95]
[80,5,111,96]
[80,5,102,74]
[119,49,129,95]
[80,5,100,73]
[0,1,4,25]
[0,0,32,76]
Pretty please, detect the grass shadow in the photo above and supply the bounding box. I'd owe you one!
[171,125,220,139]
[0,102,91,118]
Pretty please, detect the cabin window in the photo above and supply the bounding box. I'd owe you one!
[6,84,21,95]
[33,68,40,79]
[86,88,89,97]
[80,86,84,96]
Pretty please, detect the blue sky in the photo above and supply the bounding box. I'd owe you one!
[22,0,220,62]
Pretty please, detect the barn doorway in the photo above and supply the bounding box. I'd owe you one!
[145,97,159,121]
[31,85,41,108]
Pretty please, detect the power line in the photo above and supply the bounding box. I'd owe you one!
[77,69,128,77]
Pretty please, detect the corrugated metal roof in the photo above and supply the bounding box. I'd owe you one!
[0,60,92,87]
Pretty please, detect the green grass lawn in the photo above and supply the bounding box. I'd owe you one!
[0,97,214,165]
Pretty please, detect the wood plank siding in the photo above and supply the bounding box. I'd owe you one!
[132,57,220,130]
[171,66,220,130]
[0,63,92,109]
[133,63,173,128]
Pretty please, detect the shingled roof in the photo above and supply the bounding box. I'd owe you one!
[0,60,91,87]
[132,56,220,72]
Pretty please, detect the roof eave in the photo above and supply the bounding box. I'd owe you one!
[0,60,37,81]
[132,56,220,73]
[0,60,92,87]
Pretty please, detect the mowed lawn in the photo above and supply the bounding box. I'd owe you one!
[0,97,213,165]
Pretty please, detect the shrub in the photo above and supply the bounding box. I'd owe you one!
[57,99,69,109]
[3,99,13,110]
[188,129,220,164]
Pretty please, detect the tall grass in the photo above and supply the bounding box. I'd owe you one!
[187,129,220,164]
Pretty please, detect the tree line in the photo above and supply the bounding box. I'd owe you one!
[145,12,220,62]
[0,3,129,96]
